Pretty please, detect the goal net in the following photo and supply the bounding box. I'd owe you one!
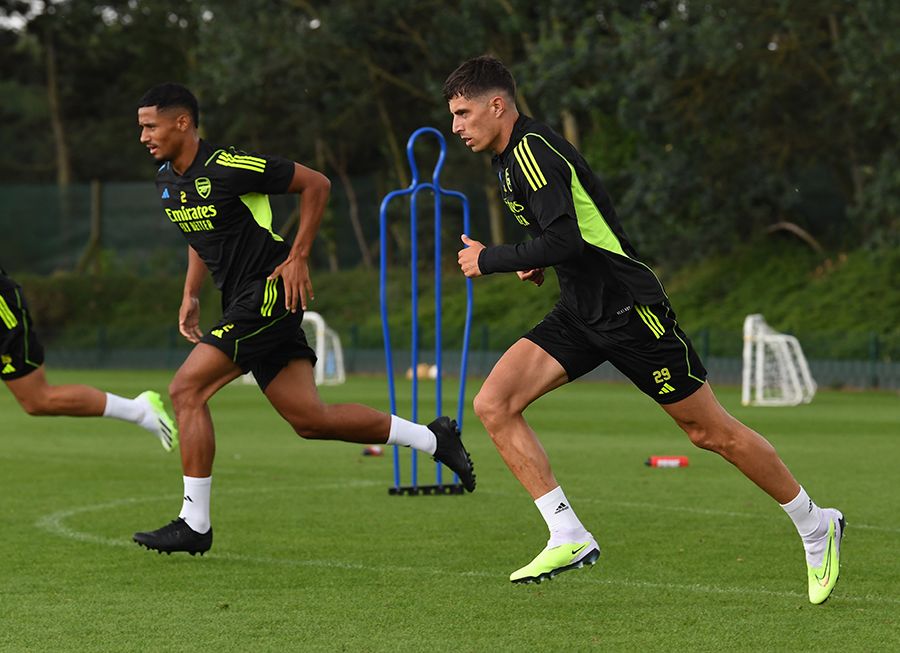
[241,310,345,386]
[741,314,816,406]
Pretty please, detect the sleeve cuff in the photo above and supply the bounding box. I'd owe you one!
[477,248,493,275]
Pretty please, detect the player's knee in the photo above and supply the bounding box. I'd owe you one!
[473,389,511,430]
[167,380,186,411]
[292,425,323,440]
[472,390,493,425]
[679,419,735,455]
[168,377,200,414]
[287,406,329,440]
[684,424,716,451]
[291,420,328,440]
[18,394,50,416]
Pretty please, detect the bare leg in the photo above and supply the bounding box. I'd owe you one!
[662,383,800,504]
[264,358,390,443]
[475,339,600,582]
[5,366,106,416]
[168,344,243,477]
[472,339,569,499]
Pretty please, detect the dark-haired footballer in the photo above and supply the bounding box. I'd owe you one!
[133,83,475,555]
[445,56,843,604]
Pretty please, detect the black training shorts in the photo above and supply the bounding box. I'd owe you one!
[0,274,44,381]
[200,277,317,391]
[524,301,707,404]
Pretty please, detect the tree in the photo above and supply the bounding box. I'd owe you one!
[2,0,897,269]
[0,0,199,182]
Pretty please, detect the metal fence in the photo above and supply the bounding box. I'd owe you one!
[42,344,900,391]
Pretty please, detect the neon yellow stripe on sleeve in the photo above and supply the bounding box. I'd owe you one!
[514,144,540,191]
[520,138,547,186]
[0,296,18,329]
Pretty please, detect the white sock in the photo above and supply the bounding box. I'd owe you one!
[781,486,823,538]
[781,486,829,562]
[386,415,437,455]
[535,486,590,547]
[179,476,212,534]
[102,393,144,424]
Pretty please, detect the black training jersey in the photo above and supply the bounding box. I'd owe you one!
[155,139,295,299]
[481,114,667,328]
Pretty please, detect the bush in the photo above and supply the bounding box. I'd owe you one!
[13,240,898,361]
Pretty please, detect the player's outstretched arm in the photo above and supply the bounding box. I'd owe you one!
[458,235,544,285]
[459,217,582,279]
[269,163,331,312]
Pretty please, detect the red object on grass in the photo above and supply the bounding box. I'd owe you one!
[645,455,689,468]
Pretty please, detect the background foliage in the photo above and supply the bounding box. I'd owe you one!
[2,0,898,266]
[1,0,897,367]
[16,237,900,362]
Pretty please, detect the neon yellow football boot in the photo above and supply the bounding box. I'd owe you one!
[807,510,845,605]
[136,390,178,452]
[510,537,600,584]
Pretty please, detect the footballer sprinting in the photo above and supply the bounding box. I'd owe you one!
[132,83,474,557]
[445,56,844,601]
[1,266,177,452]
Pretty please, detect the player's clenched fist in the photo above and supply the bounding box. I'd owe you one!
[457,234,485,278]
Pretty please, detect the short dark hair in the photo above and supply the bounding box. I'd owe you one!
[139,83,200,128]
[442,55,516,102]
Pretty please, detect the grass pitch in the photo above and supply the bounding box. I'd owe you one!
[0,370,897,652]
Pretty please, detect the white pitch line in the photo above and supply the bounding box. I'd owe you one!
[34,487,900,606]
[34,481,381,549]
[36,496,147,548]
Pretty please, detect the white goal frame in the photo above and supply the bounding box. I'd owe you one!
[741,314,816,406]
[241,310,345,386]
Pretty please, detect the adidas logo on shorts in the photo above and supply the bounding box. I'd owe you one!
[658,383,676,395]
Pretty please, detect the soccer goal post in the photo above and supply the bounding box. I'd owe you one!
[741,314,816,406]
[302,311,346,385]
[241,310,345,386]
